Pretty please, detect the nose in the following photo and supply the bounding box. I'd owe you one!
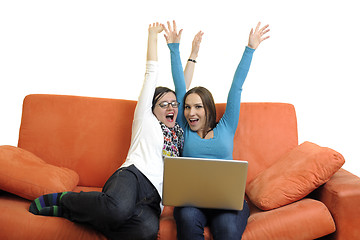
[189,107,196,116]
[167,104,174,110]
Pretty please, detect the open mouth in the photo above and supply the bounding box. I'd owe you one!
[166,113,174,122]
[188,118,199,125]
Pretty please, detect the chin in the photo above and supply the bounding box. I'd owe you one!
[165,122,176,128]
[188,125,198,132]
[162,118,175,128]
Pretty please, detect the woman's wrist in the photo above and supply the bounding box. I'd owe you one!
[148,30,159,38]
[189,52,198,60]
[245,45,256,53]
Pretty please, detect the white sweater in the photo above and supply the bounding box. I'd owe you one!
[121,61,165,200]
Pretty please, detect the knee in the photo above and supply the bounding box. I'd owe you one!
[132,211,159,240]
[174,206,202,223]
[211,215,241,240]
[214,220,239,236]
[211,205,250,239]
[97,197,135,224]
[106,205,133,224]
[137,221,159,240]
[174,206,206,238]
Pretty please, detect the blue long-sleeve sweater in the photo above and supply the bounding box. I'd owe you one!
[168,43,254,160]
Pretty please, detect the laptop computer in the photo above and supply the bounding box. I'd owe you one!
[162,156,248,210]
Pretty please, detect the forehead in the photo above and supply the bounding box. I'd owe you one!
[157,92,176,103]
[185,93,203,105]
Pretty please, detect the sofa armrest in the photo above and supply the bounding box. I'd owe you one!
[313,168,360,240]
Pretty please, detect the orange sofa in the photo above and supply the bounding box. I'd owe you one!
[0,94,359,240]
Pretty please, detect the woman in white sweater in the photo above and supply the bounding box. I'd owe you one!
[29,22,184,240]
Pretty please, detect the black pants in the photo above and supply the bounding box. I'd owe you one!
[61,165,161,240]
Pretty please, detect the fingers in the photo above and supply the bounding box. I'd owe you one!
[262,28,270,35]
[255,22,261,32]
[259,25,270,38]
[251,22,270,42]
[193,31,204,44]
[163,20,182,43]
[167,20,181,34]
[167,21,173,32]
[163,25,170,36]
[173,20,177,32]
[196,31,204,37]
[260,24,270,32]
[179,29,183,38]
[260,35,270,42]
[197,31,204,39]
[253,22,270,34]
[166,21,182,37]
[149,22,161,29]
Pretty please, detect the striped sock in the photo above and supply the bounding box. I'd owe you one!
[38,206,63,217]
[29,192,68,215]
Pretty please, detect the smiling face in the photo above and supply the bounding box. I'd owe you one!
[184,93,207,134]
[153,92,178,128]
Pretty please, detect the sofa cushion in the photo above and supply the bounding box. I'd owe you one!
[0,145,79,200]
[0,192,106,239]
[244,198,336,239]
[246,141,345,210]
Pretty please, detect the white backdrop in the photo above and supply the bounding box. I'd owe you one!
[1,0,359,176]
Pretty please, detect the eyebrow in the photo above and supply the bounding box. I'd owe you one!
[185,103,203,106]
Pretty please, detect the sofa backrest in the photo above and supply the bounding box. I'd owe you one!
[18,94,136,187]
[18,95,298,187]
[215,102,298,183]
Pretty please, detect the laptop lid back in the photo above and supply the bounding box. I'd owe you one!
[162,156,248,210]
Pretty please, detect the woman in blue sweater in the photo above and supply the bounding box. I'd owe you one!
[164,21,270,240]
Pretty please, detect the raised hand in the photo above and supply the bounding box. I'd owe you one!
[148,22,164,35]
[190,31,204,59]
[147,22,164,61]
[248,22,270,49]
[163,20,183,44]
[184,31,204,89]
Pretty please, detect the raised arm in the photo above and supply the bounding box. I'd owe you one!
[221,22,270,131]
[147,22,164,61]
[183,31,203,89]
[164,20,187,127]
[134,23,164,120]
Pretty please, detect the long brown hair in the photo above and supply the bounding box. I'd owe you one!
[184,86,216,138]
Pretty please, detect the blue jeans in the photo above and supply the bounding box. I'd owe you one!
[61,165,161,240]
[174,200,250,240]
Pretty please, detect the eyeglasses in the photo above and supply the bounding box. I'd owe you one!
[158,101,180,109]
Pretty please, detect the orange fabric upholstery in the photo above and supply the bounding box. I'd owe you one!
[18,94,136,187]
[216,102,299,184]
[313,169,360,239]
[247,141,345,210]
[0,145,79,200]
[0,191,106,240]
[243,198,335,240]
[0,94,358,240]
